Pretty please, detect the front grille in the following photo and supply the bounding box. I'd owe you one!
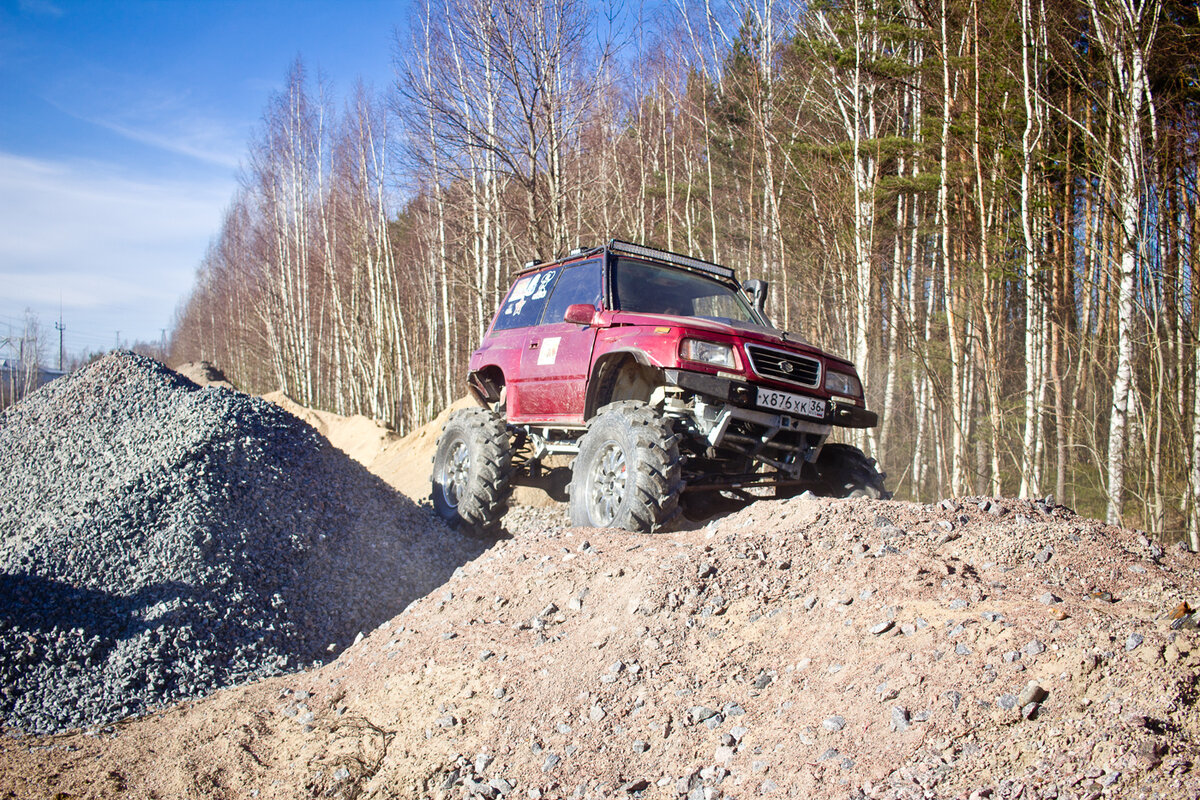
[745,345,821,388]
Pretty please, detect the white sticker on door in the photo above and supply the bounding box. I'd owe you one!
[537,336,561,365]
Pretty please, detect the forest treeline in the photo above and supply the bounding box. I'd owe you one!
[171,0,1200,546]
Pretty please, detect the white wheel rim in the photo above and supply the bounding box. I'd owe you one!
[587,441,628,526]
[441,439,470,508]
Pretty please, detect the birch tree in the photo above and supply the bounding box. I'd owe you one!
[799,0,892,456]
[1086,0,1162,525]
[169,0,1200,547]
[1017,0,1048,499]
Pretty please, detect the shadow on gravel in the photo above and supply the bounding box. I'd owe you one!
[0,573,204,641]
[275,451,498,638]
[0,456,495,735]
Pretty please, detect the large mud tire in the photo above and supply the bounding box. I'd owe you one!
[815,443,891,500]
[568,401,683,532]
[432,408,513,538]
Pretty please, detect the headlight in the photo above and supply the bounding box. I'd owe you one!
[680,339,736,369]
[825,370,862,397]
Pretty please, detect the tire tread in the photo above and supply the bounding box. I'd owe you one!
[431,407,514,538]
[815,442,891,500]
[568,401,683,532]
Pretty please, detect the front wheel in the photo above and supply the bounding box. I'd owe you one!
[568,401,682,532]
[432,408,513,538]
[814,443,891,500]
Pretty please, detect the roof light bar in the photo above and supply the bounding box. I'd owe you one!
[607,239,735,280]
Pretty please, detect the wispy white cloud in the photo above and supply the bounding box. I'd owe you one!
[17,0,63,18]
[0,152,234,340]
[83,114,245,169]
[43,66,248,169]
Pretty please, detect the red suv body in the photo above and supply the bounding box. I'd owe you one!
[467,241,876,432]
[434,240,885,536]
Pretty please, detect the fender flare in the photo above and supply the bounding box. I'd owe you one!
[584,350,664,419]
[467,367,505,407]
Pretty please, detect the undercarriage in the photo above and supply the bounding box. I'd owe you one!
[503,378,860,516]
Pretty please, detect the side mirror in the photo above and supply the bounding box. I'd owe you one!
[742,279,769,316]
[563,303,596,326]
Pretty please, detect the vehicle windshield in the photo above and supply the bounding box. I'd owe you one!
[613,258,762,325]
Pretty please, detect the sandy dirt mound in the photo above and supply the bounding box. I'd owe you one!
[261,391,400,470]
[172,361,236,390]
[262,395,555,509]
[371,398,479,501]
[2,494,1198,799]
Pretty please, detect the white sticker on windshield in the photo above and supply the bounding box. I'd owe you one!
[530,270,557,300]
[502,276,534,317]
[537,336,561,365]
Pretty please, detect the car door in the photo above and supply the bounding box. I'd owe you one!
[517,259,603,424]
[485,267,561,419]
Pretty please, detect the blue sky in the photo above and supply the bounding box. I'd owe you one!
[0,0,405,362]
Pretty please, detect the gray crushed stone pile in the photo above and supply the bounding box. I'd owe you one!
[0,351,486,734]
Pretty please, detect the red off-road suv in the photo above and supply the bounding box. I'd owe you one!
[432,240,888,535]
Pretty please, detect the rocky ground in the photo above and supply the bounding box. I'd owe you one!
[0,360,1198,799]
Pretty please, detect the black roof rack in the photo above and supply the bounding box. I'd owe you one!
[515,245,605,275]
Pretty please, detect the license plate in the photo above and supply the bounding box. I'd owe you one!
[757,387,827,419]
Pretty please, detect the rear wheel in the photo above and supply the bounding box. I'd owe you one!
[814,443,890,499]
[432,408,513,538]
[568,401,682,532]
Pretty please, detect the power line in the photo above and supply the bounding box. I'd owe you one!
[0,312,173,363]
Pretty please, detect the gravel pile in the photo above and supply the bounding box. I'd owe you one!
[0,351,485,734]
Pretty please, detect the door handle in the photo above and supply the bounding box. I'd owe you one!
[528,340,539,349]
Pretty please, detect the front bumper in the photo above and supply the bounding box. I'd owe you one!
[664,369,878,429]
[832,402,878,429]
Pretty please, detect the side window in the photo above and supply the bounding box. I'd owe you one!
[541,260,602,324]
[492,268,560,331]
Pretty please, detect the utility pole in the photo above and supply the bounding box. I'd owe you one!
[55,318,65,371]
[56,296,64,372]
[161,328,167,358]
[114,331,120,351]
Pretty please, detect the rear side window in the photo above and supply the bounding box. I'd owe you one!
[540,260,602,324]
[492,268,560,331]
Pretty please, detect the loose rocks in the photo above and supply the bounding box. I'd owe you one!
[2,461,1200,799]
